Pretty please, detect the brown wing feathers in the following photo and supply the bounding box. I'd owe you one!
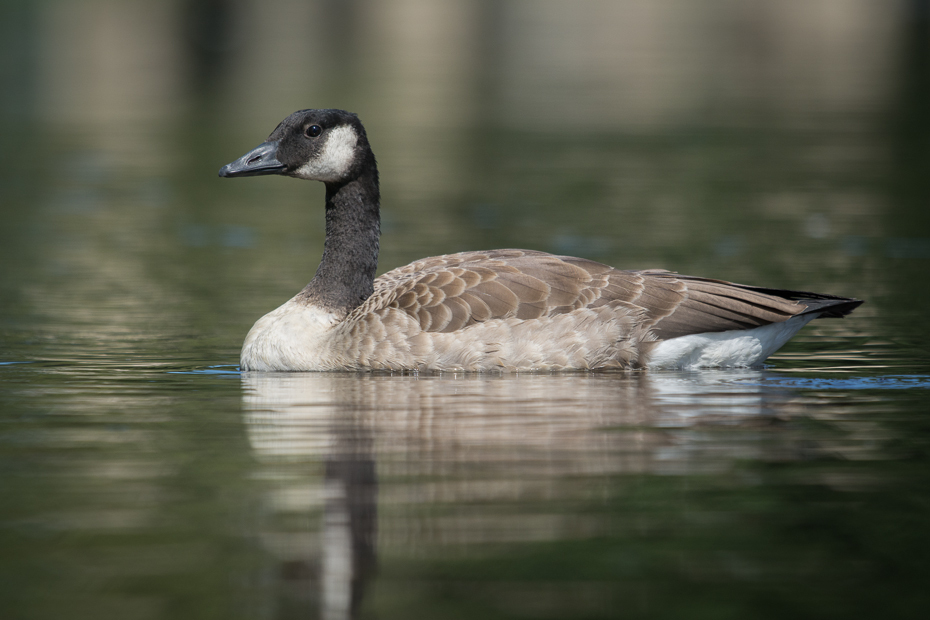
[644,275,800,339]
[371,250,855,341]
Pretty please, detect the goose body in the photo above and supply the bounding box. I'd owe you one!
[220,109,861,372]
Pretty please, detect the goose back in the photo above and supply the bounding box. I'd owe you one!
[296,249,851,372]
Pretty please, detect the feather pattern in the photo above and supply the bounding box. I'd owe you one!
[236,249,856,371]
[221,109,862,372]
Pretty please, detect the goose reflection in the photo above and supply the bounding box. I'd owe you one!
[240,370,788,618]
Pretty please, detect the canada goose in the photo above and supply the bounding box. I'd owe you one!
[220,109,861,372]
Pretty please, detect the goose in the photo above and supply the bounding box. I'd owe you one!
[219,109,861,372]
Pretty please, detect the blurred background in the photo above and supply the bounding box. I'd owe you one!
[1,1,929,619]
[1,0,926,357]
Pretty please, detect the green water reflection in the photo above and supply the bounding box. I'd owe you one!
[2,1,930,618]
[3,366,929,619]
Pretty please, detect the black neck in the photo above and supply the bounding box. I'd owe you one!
[300,164,380,315]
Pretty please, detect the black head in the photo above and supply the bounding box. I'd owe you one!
[219,109,373,183]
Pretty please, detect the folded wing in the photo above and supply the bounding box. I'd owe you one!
[362,249,861,340]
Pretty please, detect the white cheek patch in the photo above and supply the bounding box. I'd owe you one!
[293,125,359,182]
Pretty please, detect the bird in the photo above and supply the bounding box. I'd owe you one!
[219,109,861,372]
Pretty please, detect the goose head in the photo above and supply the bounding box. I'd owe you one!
[219,109,373,184]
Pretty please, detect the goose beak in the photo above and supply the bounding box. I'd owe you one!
[219,141,287,178]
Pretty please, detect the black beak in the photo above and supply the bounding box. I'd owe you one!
[218,141,287,178]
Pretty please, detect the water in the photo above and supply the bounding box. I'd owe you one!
[4,361,930,619]
[2,1,930,618]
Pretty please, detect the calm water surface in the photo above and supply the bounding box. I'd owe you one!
[3,350,930,619]
[3,2,930,618]
[2,131,929,617]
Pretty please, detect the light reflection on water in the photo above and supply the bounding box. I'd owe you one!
[244,371,794,469]
[0,344,926,618]
[239,369,893,618]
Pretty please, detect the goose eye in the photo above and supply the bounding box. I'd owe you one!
[306,125,323,138]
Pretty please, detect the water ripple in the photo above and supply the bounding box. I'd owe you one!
[742,374,930,390]
[167,365,240,376]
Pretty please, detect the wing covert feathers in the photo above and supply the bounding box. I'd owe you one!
[337,249,861,370]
